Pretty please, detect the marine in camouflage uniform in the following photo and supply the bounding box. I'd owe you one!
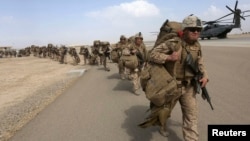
[89,40,101,65]
[69,47,80,65]
[114,35,128,79]
[79,46,90,65]
[99,41,111,71]
[148,15,209,140]
[24,47,31,56]
[47,43,53,58]
[126,32,147,95]
[41,46,47,58]
[0,50,3,58]
[59,46,68,64]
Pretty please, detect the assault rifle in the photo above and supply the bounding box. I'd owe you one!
[185,53,214,110]
[130,49,145,69]
[136,51,144,68]
[104,47,111,58]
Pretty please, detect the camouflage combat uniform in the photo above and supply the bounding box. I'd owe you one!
[79,46,90,65]
[59,46,68,64]
[90,40,101,65]
[115,35,129,78]
[149,15,209,140]
[126,32,147,94]
[69,47,80,65]
[100,41,111,71]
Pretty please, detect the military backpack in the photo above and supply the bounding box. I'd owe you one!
[140,19,182,106]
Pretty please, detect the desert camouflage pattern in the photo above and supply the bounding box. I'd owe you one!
[79,46,90,65]
[182,14,203,29]
[68,47,80,65]
[99,41,111,71]
[59,46,68,64]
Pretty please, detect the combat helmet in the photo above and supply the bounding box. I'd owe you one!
[134,32,143,40]
[101,41,110,46]
[93,40,101,46]
[120,35,126,40]
[182,14,202,30]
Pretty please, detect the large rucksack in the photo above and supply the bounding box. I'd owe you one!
[140,63,177,106]
[140,20,182,106]
[154,20,182,47]
[120,54,138,70]
[111,50,119,63]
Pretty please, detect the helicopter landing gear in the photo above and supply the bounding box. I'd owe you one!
[218,33,227,39]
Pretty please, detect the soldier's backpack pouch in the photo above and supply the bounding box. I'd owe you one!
[141,63,177,106]
[120,55,139,69]
[140,64,151,91]
[111,50,119,63]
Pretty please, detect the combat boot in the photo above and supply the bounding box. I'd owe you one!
[158,107,170,137]
[120,73,125,80]
[105,67,110,71]
[133,85,141,96]
[133,89,141,96]
[159,126,169,137]
[127,74,133,80]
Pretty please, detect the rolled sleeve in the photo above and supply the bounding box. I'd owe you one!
[149,38,181,64]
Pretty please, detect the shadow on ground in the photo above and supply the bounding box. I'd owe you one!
[122,105,183,141]
[107,73,120,80]
[122,105,156,141]
[112,79,134,93]
[166,119,183,141]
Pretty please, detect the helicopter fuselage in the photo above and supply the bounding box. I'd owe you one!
[200,24,234,40]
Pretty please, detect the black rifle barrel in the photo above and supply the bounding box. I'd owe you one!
[185,53,214,110]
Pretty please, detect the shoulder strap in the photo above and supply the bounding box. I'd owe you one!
[196,42,202,57]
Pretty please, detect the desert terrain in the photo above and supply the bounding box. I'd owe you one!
[0,54,88,140]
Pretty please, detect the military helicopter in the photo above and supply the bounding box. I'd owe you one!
[200,0,250,40]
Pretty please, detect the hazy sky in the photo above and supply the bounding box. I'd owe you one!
[1,0,250,49]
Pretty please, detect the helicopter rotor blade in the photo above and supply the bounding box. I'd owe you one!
[216,18,234,22]
[243,15,250,17]
[242,10,250,14]
[150,32,159,33]
[226,5,245,20]
[233,0,238,22]
[234,0,238,10]
[215,13,233,22]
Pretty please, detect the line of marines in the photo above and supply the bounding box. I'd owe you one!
[3,14,207,140]
[1,33,147,93]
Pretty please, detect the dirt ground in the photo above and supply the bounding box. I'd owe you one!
[0,54,87,140]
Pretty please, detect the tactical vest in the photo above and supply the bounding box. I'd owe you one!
[130,43,147,60]
[175,41,201,80]
[117,42,128,56]
[117,42,128,50]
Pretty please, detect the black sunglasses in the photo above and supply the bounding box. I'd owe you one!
[187,28,202,32]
